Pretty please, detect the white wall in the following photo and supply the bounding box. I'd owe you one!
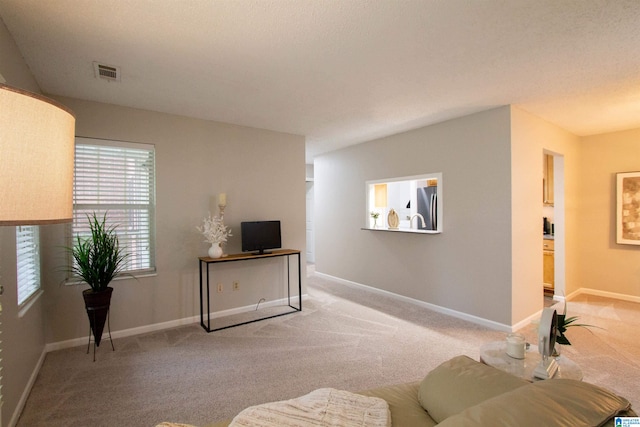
[315,107,515,325]
[41,96,307,344]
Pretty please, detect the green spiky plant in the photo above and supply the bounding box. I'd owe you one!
[68,212,130,292]
[556,301,599,345]
[66,212,131,350]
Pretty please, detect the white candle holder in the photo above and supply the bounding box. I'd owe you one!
[218,204,228,257]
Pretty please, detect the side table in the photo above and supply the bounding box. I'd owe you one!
[199,249,302,332]
[479,340,582,381]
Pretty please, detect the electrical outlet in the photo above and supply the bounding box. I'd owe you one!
[217,283,223,293]
[233,281,240,291]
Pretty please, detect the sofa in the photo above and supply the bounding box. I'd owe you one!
[159,355,635,427]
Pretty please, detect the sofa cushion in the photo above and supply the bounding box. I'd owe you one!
[437,378,631,427]
[418,355,528,423]
[360,381,437,427]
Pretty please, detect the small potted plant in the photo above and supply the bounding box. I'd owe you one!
[370,211,380,228]
[556,301,599,346]
[197,212,232,258]
[65,212,130,347]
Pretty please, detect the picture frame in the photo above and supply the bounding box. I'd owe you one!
[616,171,640,245]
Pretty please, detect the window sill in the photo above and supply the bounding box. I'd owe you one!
[64,270,157,286]
[361,227,441,234]
[18,289,43,318]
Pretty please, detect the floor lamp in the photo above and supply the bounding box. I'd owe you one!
[0,84,76,226]
[0,81,75,308]
[0,84,75,417]
[0,80,76,302]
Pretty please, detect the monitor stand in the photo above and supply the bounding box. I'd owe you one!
[253,249,272,255]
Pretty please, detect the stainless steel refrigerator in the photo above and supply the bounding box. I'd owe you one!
[416,186,437,230]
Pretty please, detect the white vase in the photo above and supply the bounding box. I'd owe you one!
[208,243,223,259]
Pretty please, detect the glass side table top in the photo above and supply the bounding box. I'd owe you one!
[479,340,583,381]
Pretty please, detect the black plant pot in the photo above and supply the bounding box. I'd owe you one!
[82,287,113,347]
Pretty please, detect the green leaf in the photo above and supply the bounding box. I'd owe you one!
[562,316,580,330]
[63,212,131,291]
[553,302,601,346]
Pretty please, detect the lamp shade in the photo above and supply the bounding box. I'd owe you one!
[0,84,75,225]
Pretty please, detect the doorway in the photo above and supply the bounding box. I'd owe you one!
[543,151,565,300]
[306,180,315,263]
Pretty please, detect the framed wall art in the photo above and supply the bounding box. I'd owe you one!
[616,171,640,245]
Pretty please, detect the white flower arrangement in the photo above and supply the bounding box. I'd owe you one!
[197,213,232,244]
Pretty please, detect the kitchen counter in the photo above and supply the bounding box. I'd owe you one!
[543,234,554,240]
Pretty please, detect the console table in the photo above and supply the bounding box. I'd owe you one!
[198,249,302,333]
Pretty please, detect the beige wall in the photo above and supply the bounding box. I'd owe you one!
[314,106,590,329]
[0,227,47,427]
[3,9,639,425]
[315,107,515,326]
[0,16,39,92]
[510,107,580,323]
[2,16,306,423]
[315,103,640,330]
[510,108,640,302]
[577,129,640,298]
[0,16,47,427]
[42,96,307,344]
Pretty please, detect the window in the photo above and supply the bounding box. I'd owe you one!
[16,225,40,305]
[365,173,443,233]
[73,137,156,275]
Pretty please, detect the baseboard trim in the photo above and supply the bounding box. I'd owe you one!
[315,272,513,332]
[45,315,200,352]
[567,287,640,303]
[315,273,640,333]
[511,309,546,333]
[44,295,309,353]
[9,348,47,427]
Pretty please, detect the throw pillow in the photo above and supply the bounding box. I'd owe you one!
[436,378,631,427]
[418,355,528,423]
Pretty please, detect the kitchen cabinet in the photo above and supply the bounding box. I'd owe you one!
[543,154,554,206]
[543,238,554,296]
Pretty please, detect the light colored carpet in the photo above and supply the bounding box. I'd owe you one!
[17,274,640,426]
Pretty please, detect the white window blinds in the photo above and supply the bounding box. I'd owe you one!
[16,225,41,305]
[73,138,156,274]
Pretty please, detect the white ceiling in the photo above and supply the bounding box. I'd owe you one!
[2,0,640,163]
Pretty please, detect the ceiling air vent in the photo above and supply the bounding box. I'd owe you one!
[93,62,121,82]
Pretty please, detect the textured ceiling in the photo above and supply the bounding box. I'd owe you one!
[1,0,640,163]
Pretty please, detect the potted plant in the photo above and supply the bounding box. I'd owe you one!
[197,212,232,258]
[66,212,130,347]
[370,211,380,228]
[555,301,599,346]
